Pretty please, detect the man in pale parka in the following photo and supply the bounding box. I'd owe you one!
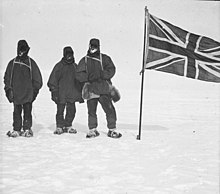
[4,40,43,137]
[47,46,84,135]
[76,38,122,138]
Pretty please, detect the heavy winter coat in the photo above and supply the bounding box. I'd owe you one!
[76,53,115,95]
[4,57,43,105]
[47,59,83,103]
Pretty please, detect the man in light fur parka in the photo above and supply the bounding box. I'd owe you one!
[76,38,122,139]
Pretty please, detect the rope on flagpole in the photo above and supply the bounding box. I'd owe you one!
[137,6,150,140]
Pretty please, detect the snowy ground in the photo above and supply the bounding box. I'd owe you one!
[0,70,219,194]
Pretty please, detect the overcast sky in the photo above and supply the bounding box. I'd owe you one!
[0,0,219,83]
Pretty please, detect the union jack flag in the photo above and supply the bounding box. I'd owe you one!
[145,14,220,83]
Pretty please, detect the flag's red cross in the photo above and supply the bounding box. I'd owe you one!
[148,16,219,78]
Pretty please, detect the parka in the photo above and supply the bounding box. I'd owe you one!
[76,53,115,95]
[47,58,82,103]
[4,57,43,104]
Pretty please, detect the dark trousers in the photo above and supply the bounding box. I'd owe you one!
[13,102,32,131]
[87,94,117,130]
[56,102,76,128]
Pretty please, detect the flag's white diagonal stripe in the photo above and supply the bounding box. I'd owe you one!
[202,46,220,52]
[213,65,220,70]
[150,18,172,41]
[155,58,185,70]
[195,50,220,62]
[149,46,186,59]
[146,56,174,68]
[199,63,220,78]
[198,61,220,68]
[212,51,220,56]
[150,35,186,48]
[150,34,220,62]
[152,15,185,45]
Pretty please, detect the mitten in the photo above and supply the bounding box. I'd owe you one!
[51,91,59,104]
[32,89,39,102]
[6,88,13,103]
[110,85,121,103]
[79,97,85,104]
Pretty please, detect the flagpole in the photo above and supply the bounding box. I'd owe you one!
[137,6,150,140]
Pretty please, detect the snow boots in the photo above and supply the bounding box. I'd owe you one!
[86,128,100,138]
[107,130,122,138]
[54,127,64,135]
[64,126,77,134]
[6,130,21,138]
[86,128,122,138]
[7,128,33,138]
[22,129,33,137]
[54,126,77,135]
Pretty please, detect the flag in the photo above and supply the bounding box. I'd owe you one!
[145,14,220,83]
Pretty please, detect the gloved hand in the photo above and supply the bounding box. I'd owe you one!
[6,88,13,103]
[51,91,59,104]
[79,97,84,104]
[88,72,100,82]
[32,89,39,102]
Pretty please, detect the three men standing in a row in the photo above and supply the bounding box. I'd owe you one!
[4,39,122,139]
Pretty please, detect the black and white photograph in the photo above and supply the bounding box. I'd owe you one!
[0,0,220,193]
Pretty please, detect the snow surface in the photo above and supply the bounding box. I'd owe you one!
[0,70,219,194]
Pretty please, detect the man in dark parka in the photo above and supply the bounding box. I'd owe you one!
[76,38,122,138]
[4,40,43,137]
[47,46,83,135]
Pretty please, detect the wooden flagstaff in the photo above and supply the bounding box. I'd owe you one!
[137,6,150,140]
